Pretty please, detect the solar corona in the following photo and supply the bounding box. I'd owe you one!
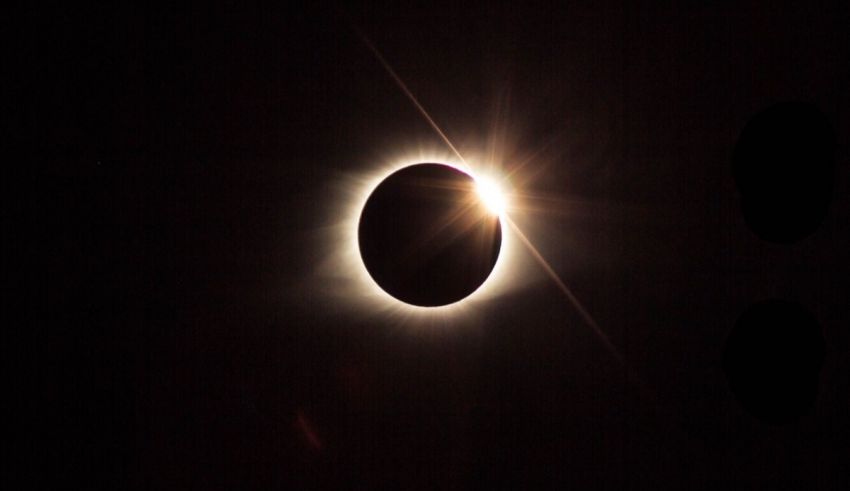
[357,162,505,307]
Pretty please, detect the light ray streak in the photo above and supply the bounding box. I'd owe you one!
[503,216,624,364]
[354,28,468,166]
[348,24,682,428]
[505,216,663,407]
[355,24,619,362]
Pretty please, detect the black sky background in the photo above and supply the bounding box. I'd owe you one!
[26,1,849,489]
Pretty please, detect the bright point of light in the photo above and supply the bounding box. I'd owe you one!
[475,176,507,216]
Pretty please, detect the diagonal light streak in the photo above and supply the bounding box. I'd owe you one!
[354,28,468,167]
[503,215,624,364]
[505,216,661,405]
[356,23,631,372]
[351,23,682,431]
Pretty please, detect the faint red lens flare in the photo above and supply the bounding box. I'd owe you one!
[295,410,323,450]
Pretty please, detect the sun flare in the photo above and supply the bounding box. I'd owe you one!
[474,175,507,216]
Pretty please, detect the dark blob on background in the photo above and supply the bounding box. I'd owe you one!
[732,101,836,244]
[358,163,502,307]
[723,299,825,425]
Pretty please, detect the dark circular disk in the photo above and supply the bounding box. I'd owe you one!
[722,299,825,425]
[732,101,836,244]
[358,163,502,307]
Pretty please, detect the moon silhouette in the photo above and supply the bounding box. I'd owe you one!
[357,163,503,307]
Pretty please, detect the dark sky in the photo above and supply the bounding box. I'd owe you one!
[28,1,849,489]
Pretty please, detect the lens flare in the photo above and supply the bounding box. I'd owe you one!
[474,175,507,216]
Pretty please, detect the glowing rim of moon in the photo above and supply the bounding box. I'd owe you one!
[341,153,517,318]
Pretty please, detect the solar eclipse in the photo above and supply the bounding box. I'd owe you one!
[357,163,503,307]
